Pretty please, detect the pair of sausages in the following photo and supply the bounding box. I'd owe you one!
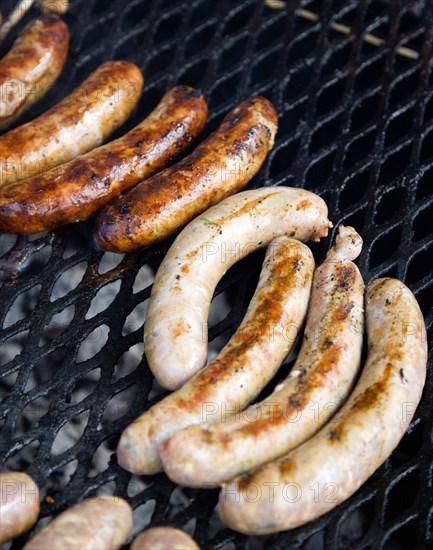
[118,233,316,475]
[0,15,69,131]
[0,474,198,549]
[93,95,279,251]
[218,277,427,534]
[0,84,208,233]
[0,60,144,187]
[0,475,131,548]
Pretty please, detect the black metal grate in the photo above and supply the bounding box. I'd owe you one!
[0,0,432,548]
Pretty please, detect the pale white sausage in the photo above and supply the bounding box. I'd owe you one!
[23,496,132,549]
[144,186,331,390]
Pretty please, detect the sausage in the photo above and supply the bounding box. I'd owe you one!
[218,277,427,535]
[0,15,69,131]
[93,96,278,252]
[118,237,315,475]
[0,86,207,233]
[0,471,40,544]
[160,225,365,487]
[0,60,143,187]
[143,186,331,391]
[131,527,199,550]
[23,496,132,549]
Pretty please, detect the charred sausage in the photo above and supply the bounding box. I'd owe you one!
[0,86,207,233]
[0,15,69,131]
[0,60,143,186]
[143,186,331,390]
[161,226,365,487]
[218,278,427,534]
[0,471,40,544]
[93,96,278,252]
[23,496,132,549]
[118,237,315,475]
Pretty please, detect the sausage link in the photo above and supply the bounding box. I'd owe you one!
[218,278,427,534]
[93,96,278,252]
[118,237,315,475]
[161,226,365,487]
[0,15,69,131]
[0,86,207,233]
[23,496,132,549]
[143,186,331,391]
[131,527,199,550]
[0,60,143,186]
[0,472,40,544]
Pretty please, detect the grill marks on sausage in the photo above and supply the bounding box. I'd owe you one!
[223,264,358,439]
[218,278,427,534]
[177,249,308,412]
[93,96,278,251]
[0,86,208,233]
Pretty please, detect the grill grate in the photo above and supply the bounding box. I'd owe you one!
[0,0,432,548]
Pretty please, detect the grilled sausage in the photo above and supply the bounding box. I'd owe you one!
[23,496,132,549]
[0,60,143,187]
[131,527,199,550]
[118,237,315,475]
[0,86,207,233]
[0,15,69,131]
[93,96,278,252]
[143,186,331,391]
[0,472,40,544]
[161,226,365,487]
[218,278,427,535]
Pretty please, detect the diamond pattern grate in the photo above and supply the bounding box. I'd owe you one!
[0,0,432,548]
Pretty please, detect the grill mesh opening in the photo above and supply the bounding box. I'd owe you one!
[0,0,432,548]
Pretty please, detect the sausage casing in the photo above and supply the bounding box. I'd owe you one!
[143,186,331,391]
[0,15,69,131]
[23,496,132,549]
[0,471,40,544]
[93,96,278,252]
[161,226,365,487]
[118,237,315,475]
[0,86,207,233]
[0,60,143,186]
[131,527,199,550]
[218,278,427,534]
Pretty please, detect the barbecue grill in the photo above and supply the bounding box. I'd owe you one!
[0,0,432,548]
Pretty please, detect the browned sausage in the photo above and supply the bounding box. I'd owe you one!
[0,60,143,186]
[93,96,278,252]
[0,86,207,234]
[0,471,40,544]
[0,15,69,131]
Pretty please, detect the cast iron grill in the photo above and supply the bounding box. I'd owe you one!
[0,0,432,547]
